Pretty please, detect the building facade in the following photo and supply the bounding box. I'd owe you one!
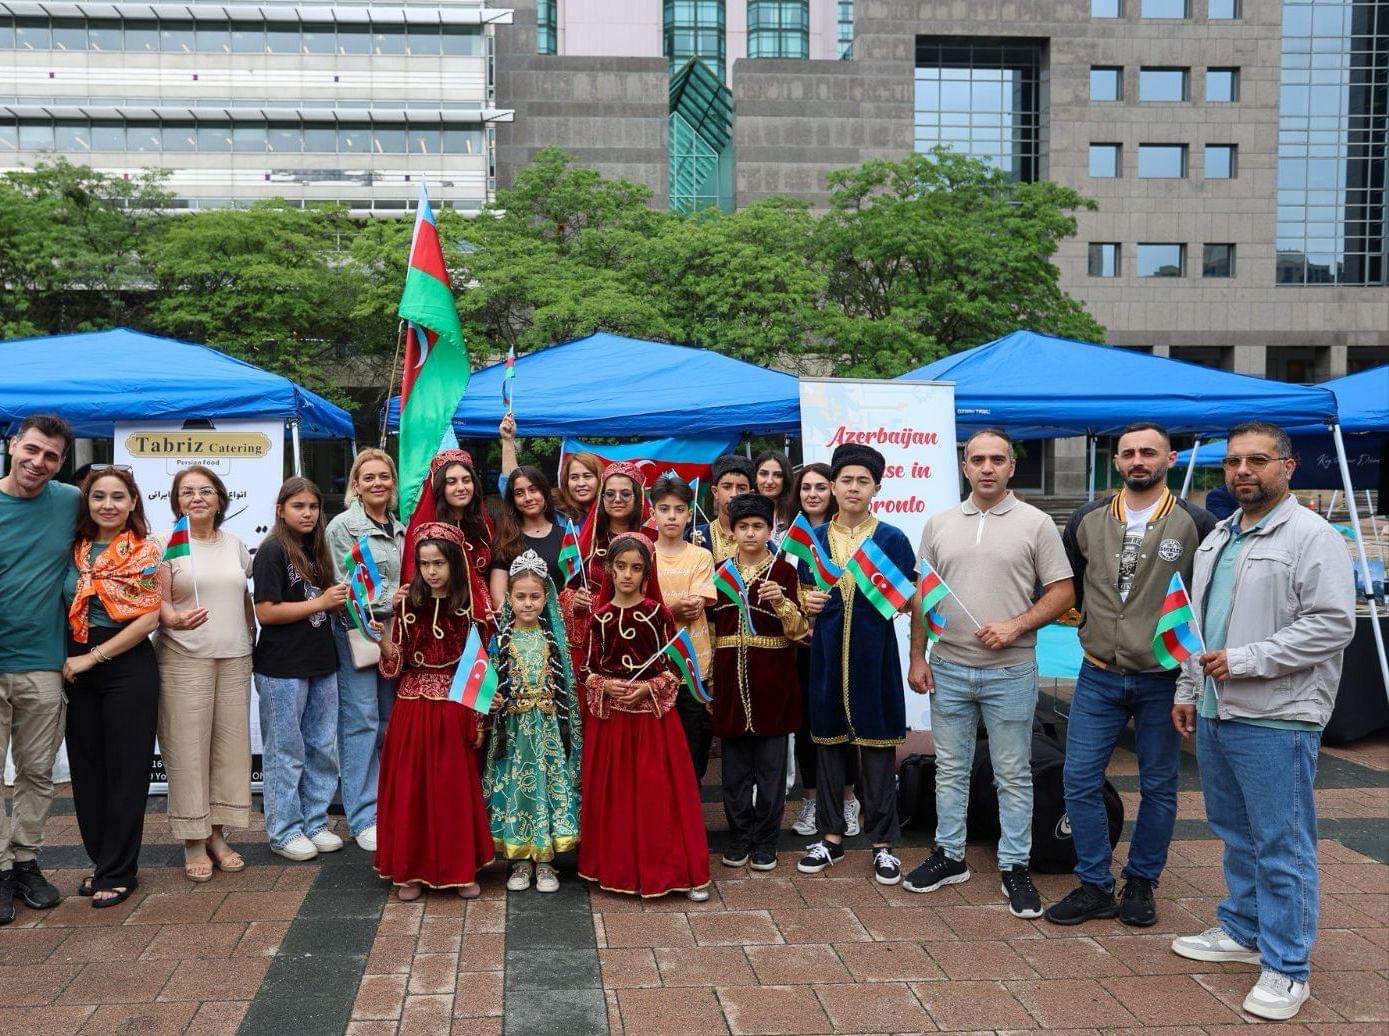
[0,0,515,213]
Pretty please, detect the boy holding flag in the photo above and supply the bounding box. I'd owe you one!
[796,444,918,886]
[710,494,808,872]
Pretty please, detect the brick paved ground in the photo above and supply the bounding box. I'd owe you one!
[3,707,1386,1035]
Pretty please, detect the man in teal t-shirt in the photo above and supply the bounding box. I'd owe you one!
[0,414,80,923]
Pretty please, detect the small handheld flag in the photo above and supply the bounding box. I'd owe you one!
[923,606,947,660]
[713,558,754,633]
[343,535,383,598]
[501,345,516,411]
[557,519,585,586]
[449,626,499,714]
[781,514,843,590]
[160,515,191,562]
[845,538,915,621]
[345,565,381,642]
[917,559,950,613]
[665,628,710,703]
[1152,572,1205,669]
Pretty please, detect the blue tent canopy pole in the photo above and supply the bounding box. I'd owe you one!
[1332,424,1389,705]
[1180,438,1203,499]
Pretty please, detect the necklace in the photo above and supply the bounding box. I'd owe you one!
[508,626,550,693]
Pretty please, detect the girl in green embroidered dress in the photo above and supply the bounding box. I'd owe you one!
[483,550,582,893]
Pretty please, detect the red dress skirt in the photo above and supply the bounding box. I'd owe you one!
[577,707,710,897]
[375,691,494,889]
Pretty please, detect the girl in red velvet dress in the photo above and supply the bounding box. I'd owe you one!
[577,535,710,900]
[376,522,494,900]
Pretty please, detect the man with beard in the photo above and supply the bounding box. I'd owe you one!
[1170,422,1353,1021]
[1046,423,1215,929]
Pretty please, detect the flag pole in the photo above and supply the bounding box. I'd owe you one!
[381,320,405,450]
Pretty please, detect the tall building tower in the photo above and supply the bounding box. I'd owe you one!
[1,0,515,213]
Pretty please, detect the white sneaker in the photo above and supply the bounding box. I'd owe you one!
[535,864,560,893]
[272,834,318,862]
[791,799,818,836]
[843,797,861,837]
[1243,970,1310,1021]
[354,825,377,852]
[507,861,533,892]
[1171,926,1261,964]
[309,829,344,853]
[686,886,711,902]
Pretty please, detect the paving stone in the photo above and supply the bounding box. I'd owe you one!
[345,1022,399,1036]
[655,945,759,987]
[139,921,247,960]
[913,978,1039,1030]
[55,960,176,1006]
[1194,972,1353,1024]
[505,947,600,990]
[714,877,809,912]
[156,957,269,1001]
[852,904,955,941]
[813,979,936,1033]
[451,971,503,1017]
[45,925,157,963]
[400,993,455,1035]
[352,973,408,1020]
[768,907,871,944]
[452,1019,504,1036]
[0,928,67,964]
[279,916,380,956]
[834,940,945,982]
[1100,974,1244,1025]
[1310,928,1389,971]
[0,1004,94,1035]
[506,903,602,950]
[417,915,465,954]
[744,943,851,985]
[924,938,1038,980]
[616,986,729,1035]
[1007,977,1140,1028]
[459,932,505,972]
[935,903,1028,941]
[600,911,695,949]
[719,983,833,1035]
[255,951,368,1002]
[80,1001,196,1035]
[185,999,250,1036]
[598,947,661,989]
[503,987,606,1034]
[209,890,305,923]
[0,963,81,1006]
[1009,934,1133,978]
[125,892,224,925]
[232,920,291,957]
[689,909,784,946]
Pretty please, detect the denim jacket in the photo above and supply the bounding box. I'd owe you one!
[1175,495,1355,726]
[325,500,405,621]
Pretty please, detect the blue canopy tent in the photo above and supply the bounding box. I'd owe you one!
[0,329,355,469]
[384,332,801,438]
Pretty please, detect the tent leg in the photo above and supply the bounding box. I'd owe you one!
[1327,489,1339,519]
[1086,436,1097,502]
[1332,424,1389,705]
[290,419,303,477]
[1366,490,1383,554]
[1180,438,1201,500]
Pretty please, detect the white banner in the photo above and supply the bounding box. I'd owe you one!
[798,378,960,730]
[115,418,285,788]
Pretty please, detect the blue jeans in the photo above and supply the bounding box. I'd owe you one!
[1063,661,1180,889]
[255,672,340,849]
[332,621,395,836]
[930,658,1038,869]
[1197,716,1320,981]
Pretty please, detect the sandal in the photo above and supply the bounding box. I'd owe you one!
[78,876,94,897]
[208,845,246,873]
[184,852,214,884]
[458,882,481,900]
[92,884,136,909]
[396,882,423,902]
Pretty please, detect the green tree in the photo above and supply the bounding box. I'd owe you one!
[814,149,1105,376]
[0,159,169,337]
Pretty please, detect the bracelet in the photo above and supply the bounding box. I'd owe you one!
[90,646,110,663]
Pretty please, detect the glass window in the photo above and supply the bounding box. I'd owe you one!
[408,126,441,154]
[0,120,17,150]
[443,127,483,154]
[1090,66,1123,101]
[88,20,123,51]
[747,1,810,59]
[197,123,233,151]
[1138,143,1187,177]
[1139,67,1188,101]
[267,124,300,153]
[127,122,161,152]
[442,26,483,56]
[125,20,158,52]
[406,23,440,56]
[372,26,406,55]
[303,123,337,151]
[1089,143,1121,177]
[535,0,557,54]
[301,24,335,54]
[19,122,54,150]
[338,27,370,55]
[265,24,299,54]
[339,123,371,152]
[664,0,726,74]
[1092,0,1121,16]
[14,18,51,50]
[51,19,86,51]
[161,25,195,53]
[1206,67,1239,102]
[1088,243,1121,277]
[197,22,231,54]
[373,124,407,153]
[231,23,263,53]
[1203,243,1235,277]
[232,124,266,152]
[162,124,197,152]
[1205,143,1236,178]
[1141,0,1187,17]
[1137,243,1185,277]
[53,120,90,151]
[0,21,13,49]
[1208,0,1239,18]
[90,120,125,150]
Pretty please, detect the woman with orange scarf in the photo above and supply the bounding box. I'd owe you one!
[62,468,163,907]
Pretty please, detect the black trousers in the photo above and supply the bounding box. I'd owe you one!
[814,743,900,845]
[675,691,713,785]
[722,735,787,854]
[66,628,159,891]
[793,648,857,792]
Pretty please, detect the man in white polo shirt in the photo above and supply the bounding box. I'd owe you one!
[904,428,1074,918]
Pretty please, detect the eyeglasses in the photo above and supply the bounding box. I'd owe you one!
[90,464,133,473]
[1220,454,1288,471]
[178,488,218,499]
[602,490,635,502]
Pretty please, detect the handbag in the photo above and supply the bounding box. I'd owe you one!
[346,625,381,670]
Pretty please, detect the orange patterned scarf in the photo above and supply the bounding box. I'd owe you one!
[68,531,164,644]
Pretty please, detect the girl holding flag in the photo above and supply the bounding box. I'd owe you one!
[326,448,405,855]
[484,550,581,893]
[376,523,494,900]
[577,535,710,900]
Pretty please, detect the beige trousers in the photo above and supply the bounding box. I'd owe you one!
[0,670,66,869]
[156,647,253,840]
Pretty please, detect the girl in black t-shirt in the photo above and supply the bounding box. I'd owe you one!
[252,477,349,863]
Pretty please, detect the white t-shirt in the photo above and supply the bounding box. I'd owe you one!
[1117,500,1159,603]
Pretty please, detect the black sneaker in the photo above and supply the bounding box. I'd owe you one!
[902,849,971,894]
[796,840,845,874]
[1001,866,1043,919]
[721,843,750,868]
[0,873,14,926]
[872,847,902,886]
[11,861,60,910]
[1044,882,1119,926]
[749,849,778,872]
[1118,875,1158,927]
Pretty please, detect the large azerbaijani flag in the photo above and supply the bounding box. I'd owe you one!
[781,514,843,590]
[845,537,915,621]
[557,436,737,485]
[398,182,472,518]
[1152,572,1204,669]
[448,625,499,714]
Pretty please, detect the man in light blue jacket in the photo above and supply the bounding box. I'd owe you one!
[1170,421,1355,1022]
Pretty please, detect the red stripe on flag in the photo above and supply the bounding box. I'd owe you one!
[858,555,910,610]
[408,216,449,285]
[920,571,942,595]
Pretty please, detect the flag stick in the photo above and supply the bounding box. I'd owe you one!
[947,588,983,630]
[1177,572,1208,654]
[380,320,405,450]
[628,628,682,682]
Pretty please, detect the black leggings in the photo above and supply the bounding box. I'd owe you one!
[66,627,159,891]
